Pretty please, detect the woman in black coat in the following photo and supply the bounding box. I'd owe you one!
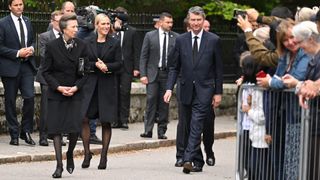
[81,13,122,169]
[42,14,88,178]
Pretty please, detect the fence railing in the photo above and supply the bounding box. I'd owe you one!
[236,84,320,180]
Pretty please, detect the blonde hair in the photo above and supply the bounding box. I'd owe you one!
[94,13,114,34]
[276,19,296,55]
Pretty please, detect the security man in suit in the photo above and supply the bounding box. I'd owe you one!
[164,6,223,173]
[36,10,64,146]
[0,0,37,146]
[112,6,140,129]
[139,12,179,139]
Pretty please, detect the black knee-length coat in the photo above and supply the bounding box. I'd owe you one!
[81,33,122,123]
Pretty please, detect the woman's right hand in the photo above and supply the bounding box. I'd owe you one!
[57,86,71,96]
[265,134,272,144]
[96,59,108,73]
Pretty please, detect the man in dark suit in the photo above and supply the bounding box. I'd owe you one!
[0,0,37,146]
[36,10,64,146]
[111,6,140,129]
[164,6,223,173]
[140,12,179,139]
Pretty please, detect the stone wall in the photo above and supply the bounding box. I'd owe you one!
[0,82,237,134]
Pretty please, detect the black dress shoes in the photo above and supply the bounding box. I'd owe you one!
[81,152,93,168]
[140,132,152,138]
[52,167,63,178]
[89,134,102,144]
[111,122,120,128]
[120,123,129,129]
[182,162,193,174]
[20,132,36,145]
[191,165,203,172]
[9,138,19,146]
[175,159,184,167]
[158,135,167,139]
[206,156,215,166]
[39,137,49,146]
[66,151,74,174]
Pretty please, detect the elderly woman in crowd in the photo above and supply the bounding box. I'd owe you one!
[282,20,320,180]
[42,13,88,178]
[80,13,122,170]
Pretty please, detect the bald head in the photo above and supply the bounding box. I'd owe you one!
[203,20,210,32]
[61,1,75,15]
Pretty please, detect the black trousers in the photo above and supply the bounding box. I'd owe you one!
[117,71,133,124]
[39,84,48,137]
[2,63,35,138]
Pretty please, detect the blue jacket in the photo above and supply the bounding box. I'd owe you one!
[270,48,310,89]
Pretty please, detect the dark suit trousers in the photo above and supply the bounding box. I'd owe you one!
[118,71,133,124]
[1,62,35,138]
[39,84,48,137]
[175,79,190,160]
[203,109,215,158]
[182,89,210,167]
[144,70,169,136]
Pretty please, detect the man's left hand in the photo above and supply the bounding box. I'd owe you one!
[212,94,222,108]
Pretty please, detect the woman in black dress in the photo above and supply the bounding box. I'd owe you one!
[81,13,122,169]
[42,14,88,178]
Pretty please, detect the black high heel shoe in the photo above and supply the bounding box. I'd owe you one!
[98,156,107,170]
[81,152,93,168]
[52,167,63,178]
[66,151,74,174]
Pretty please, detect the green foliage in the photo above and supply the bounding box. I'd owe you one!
[24,0,38,7]
[203,0,250,20]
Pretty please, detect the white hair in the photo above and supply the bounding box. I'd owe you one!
[292,21,320,42]
[295,6,319,22]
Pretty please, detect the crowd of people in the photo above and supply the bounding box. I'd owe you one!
[235,5,320,180]
[0,0,223,178]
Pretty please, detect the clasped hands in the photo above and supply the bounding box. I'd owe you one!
[57,86,78,96]
[19,47,34,58]
[96,58,108,73]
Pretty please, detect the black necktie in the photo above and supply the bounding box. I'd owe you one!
[162,32,167,69]
[193,36,198,64]
[18,18,25,48]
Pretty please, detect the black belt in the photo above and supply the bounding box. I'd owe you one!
[158,67,167,71]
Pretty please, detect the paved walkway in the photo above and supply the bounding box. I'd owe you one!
[0,116,237,164]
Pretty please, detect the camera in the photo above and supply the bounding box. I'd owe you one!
[76,5,129,31]
[233,9,247,19]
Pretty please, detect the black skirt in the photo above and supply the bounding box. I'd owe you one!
[46,98,83,135]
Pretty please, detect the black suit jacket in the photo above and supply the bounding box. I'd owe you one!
[166,31,223,105]
[35,29,56,84]
[117,25,140,74]
[42,37,88,100]
[0,15,36,77]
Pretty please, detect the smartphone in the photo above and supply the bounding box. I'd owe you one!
[233,9,247,19]
[256,70,267,78]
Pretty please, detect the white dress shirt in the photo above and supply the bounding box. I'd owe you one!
[158,28,169,68]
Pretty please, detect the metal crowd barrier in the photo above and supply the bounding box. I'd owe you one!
[235,84,320,180]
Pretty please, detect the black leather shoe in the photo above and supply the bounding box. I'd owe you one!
[98,156,107,170]
[175,159,184,167]
[183,162,193,174]
[140,132,152,138]
[120,123,129,129]
[89,134,102,144]
[20,132,36,145]
[82,152,93,168]
[66,151,74,174]
[191,165,203,172]
[206,157,215,166]
[52,167,63,178]
[158,135,167,139]
[9,138,19,146]
[39,138,49,146]
[111,122,120,128]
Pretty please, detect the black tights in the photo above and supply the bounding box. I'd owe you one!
[52,133,78,168]
[82,118,112,161]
